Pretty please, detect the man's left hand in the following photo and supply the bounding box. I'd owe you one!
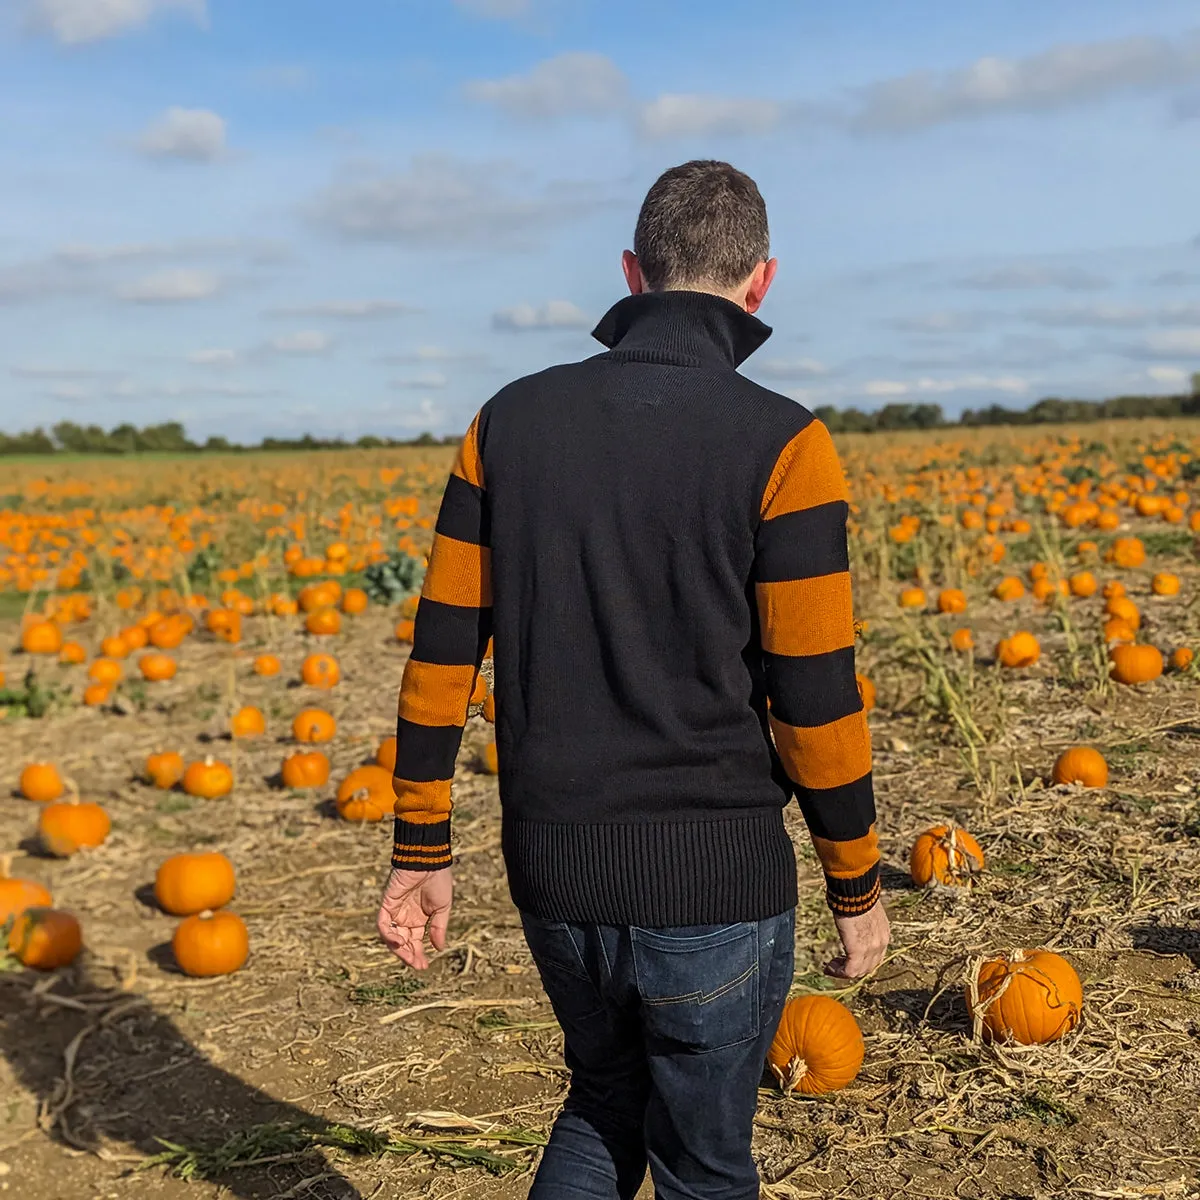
[376,866,453,970]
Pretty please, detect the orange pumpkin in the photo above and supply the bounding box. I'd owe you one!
[909,824,984,887]
[898,586,927,609]
[482,691,496,722]
[205,608,242,643]
[172,909,249,977]
[100,633,130,659]
[1103,595,1141,629]
[995,631,1040,668]
[58,641,87,664]
[968,950,1082,1045]
[341,587,369,614]
[1151,573,1180,597]
[38,799,111,857]
[145,750,185,789]
[120,624,150,650]
[139,652,178,681]
[7,907,83,970]
[281,750,330,789]
[375,736,397,771]
[1103,617,1137,645]
[936,588,967,614]
[148,616,188,650]
[298,581,341,613]
[480,742,499,775]
[1170,647,1194,671]
[292,708,336,743]
[767,995,864,1095]
[1067,571,1097,598]
[88,657,123,685]
[0,856,53,925]
[230,705,266,738]
[300,653,340,689]
[19,762,64,803]
[305,606,342,636]
[395,619,416,644]
[1106,537,1145,568]
[335,765,395,822]
[253,653,281,676]
[182,756,234,799]
[1051,747,1108,788]
[82,682,112,707]
[950,627,974,653]
[1102,580,1126,599]
[855,674,876,713]
[1109,643,1163,685]
[992,577,1025,602]
[154,852,237,916]
[21,620,63,655]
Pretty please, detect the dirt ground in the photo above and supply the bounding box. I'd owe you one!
[2,549,1200,1199]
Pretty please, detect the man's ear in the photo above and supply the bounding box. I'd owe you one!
[622,250,646,295]
[744,258,777,314]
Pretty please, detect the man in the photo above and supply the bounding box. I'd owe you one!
[378,159,889,1199]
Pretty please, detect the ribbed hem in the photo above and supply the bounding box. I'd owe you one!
[825,863,881,917]
[391,817,452,871]
[502,811,797,926]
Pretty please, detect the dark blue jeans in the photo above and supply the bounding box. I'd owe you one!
[521,910,795,1200]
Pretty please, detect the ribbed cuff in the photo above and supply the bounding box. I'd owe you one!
[826,862,881,918]
[391,817,452,871]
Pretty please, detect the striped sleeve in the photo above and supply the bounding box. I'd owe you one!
[753,418,880,918]
[391,410,493,872]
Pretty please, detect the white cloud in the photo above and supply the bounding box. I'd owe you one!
[466,53,629,118]
[269,299,419,319]
[754,358,830,380]
[850,31,1200,133]
[313,153,613,244]
[862,374,1030,397]
[269,330,333,355]
[637,94,785,139]
[1147,365,1190,386]
[1143,330,1200,355]
[138,107,226,161]
[187,348,239,366]
[492,299,590,331]
[26,0,207,45]
[117,268,220,302]
[391,372,449,390]
[957,263,1108,291]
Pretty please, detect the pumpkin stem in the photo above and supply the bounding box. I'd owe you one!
[0,853,11,879]
[771,1055,809,1096]
[198,909,214,920]
[64,775,80,799]
[205,755,214,767]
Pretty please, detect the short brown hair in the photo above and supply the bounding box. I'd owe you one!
[633,160,770,292]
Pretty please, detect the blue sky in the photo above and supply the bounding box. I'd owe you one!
[2,0,1199,441]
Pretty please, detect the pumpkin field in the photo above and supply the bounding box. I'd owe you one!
[1,418,1199,1200]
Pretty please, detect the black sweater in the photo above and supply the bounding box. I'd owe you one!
[390,289,879,926]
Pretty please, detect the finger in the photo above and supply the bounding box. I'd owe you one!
[823,956,850,978]
[428,906,451,951]
[382,923,428,970]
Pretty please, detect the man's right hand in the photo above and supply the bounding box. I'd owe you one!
[825,903,890,979]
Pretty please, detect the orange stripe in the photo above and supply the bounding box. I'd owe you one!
[770,709,872,790]
[811,828,880,878]
[393,842,450,853]
[830,882,881,913]
[756,574,855,657]
[761,421,847,520]
[422,533,492,608]
[399,660,477,726]
[452,411,484,490]
[393,779,452,819]
[393,853,453,866]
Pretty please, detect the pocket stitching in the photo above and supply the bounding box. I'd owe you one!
[642,961,759,1007]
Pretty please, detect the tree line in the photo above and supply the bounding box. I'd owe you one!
[4,387,1200,456]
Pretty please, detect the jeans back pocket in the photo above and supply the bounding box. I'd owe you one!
[630,923,760,1053]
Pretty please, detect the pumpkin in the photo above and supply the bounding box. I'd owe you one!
[341,587,369,614]
[1102,580,1125,599]
[375,736,397,770]
[395,619,416,644]
[148,616,189,650]
[305,606,342,636]
[298,581,341,613]
[139,652,178,681]
[950,627,974,653]
[82,682,112,707]
[19,762,64,803]
[21,620,63,655]
[146,750,185,789]
[855,674,876,712]
[995,631,1040,668]
[0,855,53,925]
[281,750,330,789]
[38,798,111,858]
[898,586,926,609]
[300,653,340,689]
[88,657,123,685]
[1170,647,1194,671]
[154,852,237,915]
[1151,573,1180,597]
[1103,595,1141,629]
[992,576,1025,602]
[172,909,249,977]
[205,608,242,644]
[910,823,984,887]
[967,949,1082,1045]
[182,756,234,799]
[1106,537,1145,568]
[1109,643,1163,685]
[335,765,395,822]
[482,691,496,722]
[1067,571,1097,598]
[470,673,488,706]
[58,640,87,664]
[766,995,864,1095]
[1103,617,1136,645]
[936,588,967,614]
[230,705,266,739]
[292,708,336,743]
[253,653,281,676]
[7,907,83,970]
[120,623,150,650]
[480,742,499,775]
[400,594,421,620]
[1051,747,1108,788]
[100,633,130,659]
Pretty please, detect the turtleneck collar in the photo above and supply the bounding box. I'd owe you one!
[590,290,773,369]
